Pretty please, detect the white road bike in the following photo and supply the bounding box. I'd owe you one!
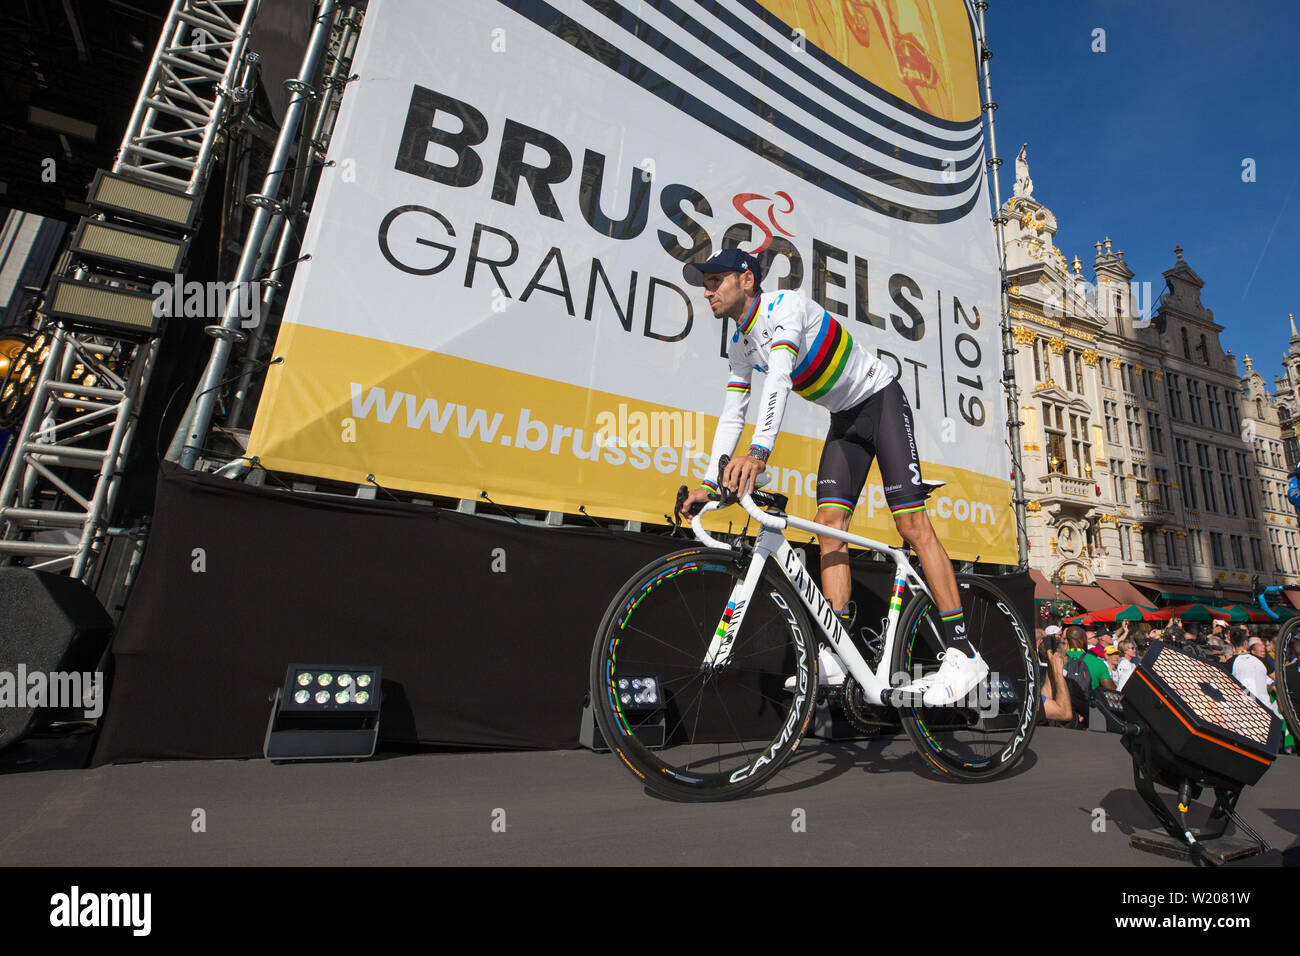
[589,463,1038,801]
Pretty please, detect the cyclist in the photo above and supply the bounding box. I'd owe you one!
[678,249,987,705]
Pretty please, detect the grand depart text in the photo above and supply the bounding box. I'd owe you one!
[376,85,989,420]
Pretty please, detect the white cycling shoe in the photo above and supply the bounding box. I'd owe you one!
[896,648,988,706]
[785,645,846,690]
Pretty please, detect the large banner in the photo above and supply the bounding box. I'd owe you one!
[247,0,1014,562]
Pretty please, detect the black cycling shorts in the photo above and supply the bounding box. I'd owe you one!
[814,379,928,518]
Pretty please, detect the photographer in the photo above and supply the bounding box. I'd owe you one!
[1038,632,1074,724]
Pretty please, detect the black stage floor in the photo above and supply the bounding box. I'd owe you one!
[1,726,1297,866]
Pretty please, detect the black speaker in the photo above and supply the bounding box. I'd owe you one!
[0,568,114,751]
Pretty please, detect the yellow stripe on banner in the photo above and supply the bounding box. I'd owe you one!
[247,324,1016,563]
[755,0,980,123]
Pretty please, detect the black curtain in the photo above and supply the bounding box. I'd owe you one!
[92,464,1032,762]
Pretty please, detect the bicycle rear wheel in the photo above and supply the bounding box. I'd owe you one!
[589,547,818,801]
[1275,618,1300,752]
[891,574,1037,780]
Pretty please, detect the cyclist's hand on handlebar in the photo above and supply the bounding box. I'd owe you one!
[679,486,711,521]
[722,454,767,500]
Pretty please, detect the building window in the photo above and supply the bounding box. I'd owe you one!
[1236,452,1256,519]
[1210,531,1225,567]
[1208,385,1223,430]
[1218,448,1237,516]
[1100,357,1111,388]
[1133,462,1150,507]
[1189,380,1203,425]
[1181,327,1191,359]
[1176,438,1197,509]
[1190,530,1203,563]
[1070,413,1092,477]
[1104,400,1120,443]
[1155,468,1172,512]
[1142,369,1155,400]
[1165,532,1178,566]
[1119,525,1131,561]
[1250,538,1264,571]
[1111,458,1126,504]
[1126,404,1144,449]
[1230,535,1245,569]
[1147,411,1164,454]
[1033,339,1052,382]
[1227,400,1239,435]
[1167,374,1184,420]
[1197,443,1217,511]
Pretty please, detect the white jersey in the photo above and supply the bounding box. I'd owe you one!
[702,289,893,488]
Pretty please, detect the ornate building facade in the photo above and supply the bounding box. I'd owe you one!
[1005,152,1274,605]
[1241,334,1300,586]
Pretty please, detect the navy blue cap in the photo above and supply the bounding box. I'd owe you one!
[693,248,762,286]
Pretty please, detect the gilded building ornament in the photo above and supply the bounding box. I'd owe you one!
[1048,336,1067,355]
[1153,370,1164,382]
[1033,378,1057,391]
[1081,349,1100,366]
[1110,356,1122,369]
[1011,326,1036,345]
[1026,501,1041,512]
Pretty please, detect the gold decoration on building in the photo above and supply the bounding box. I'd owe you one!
[1023,444,1040,451]
[1081,349,1100,366]
[1009,285,1020,296]
[1153,370,1164,382]
[1049,539,1057,554]
[1006,309,1097,341]
[1110,356,1122,369]
[1048,336,1067,355]
[1099,514,1119,524]
[1033,378,1057,391]
[1019,211,1046,234]
[1011,326,1036,345]
[1133,364,1145,375]
[1244,355,1253,372]
[1026,501,1041,512]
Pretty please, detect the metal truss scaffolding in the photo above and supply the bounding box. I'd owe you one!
[0,0,261,581]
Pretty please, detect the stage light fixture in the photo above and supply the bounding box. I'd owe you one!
[45,275,162,337]
[579,674,665,752]
[87,170,199,233]
[1116,641,1283,865]
[70,218,188,276]
[264,664,383,761]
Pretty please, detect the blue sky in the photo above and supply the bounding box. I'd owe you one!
[985,0,1300,388]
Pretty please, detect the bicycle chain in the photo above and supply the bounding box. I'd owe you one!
[837,676,896,735]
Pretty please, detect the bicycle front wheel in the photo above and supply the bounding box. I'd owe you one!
[1275,617,1300,752]
[589,547,819,801]
[892,574,1037,781]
